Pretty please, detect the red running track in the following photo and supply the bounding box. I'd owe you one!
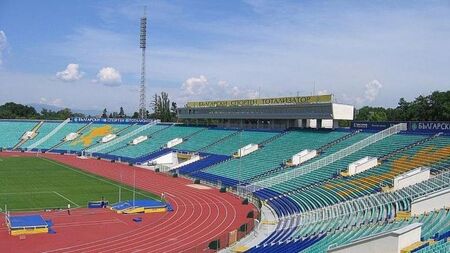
[0,153,257,253]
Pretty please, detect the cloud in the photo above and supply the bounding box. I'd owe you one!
[0,71,139,113]
[4,1,450,110]
[317,90,330,96]
[40,97,64,107]
[364,80,382,102]
[180,75,257,103]
[182,75,208,95]
[341,80,383,106]
[0,31,7,65]
[94,67,122,86]
[55,63,84,81]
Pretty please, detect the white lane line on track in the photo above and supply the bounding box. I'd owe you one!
[72,182,235,253]
[65,185,198,253]
[111,179,236,253]
[138,189,234,252]
[111,186,204,253]
[82,190,195,253]
[43,190,185,253]
[41,159,241,253]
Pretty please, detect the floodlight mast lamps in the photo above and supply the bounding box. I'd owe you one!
[139,7,147,119]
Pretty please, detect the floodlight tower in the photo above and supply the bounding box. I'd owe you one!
[139,7,147,119]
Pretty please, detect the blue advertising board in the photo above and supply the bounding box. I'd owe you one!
[71,117,159,125]
[351,121,399,131]
[351,121,450,134]
[408,121,450,133]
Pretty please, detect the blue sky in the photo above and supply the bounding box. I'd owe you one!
[0,0,449,113]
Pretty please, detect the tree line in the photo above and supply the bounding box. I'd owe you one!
[0,102,84,120]
[0,92,178,121]
[100,92,177,121]
[356,90,450,121]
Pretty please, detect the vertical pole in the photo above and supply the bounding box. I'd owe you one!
[133,166,136,206]
[139,7,147,119]
[238,131,242,186]
[119,171,122,203]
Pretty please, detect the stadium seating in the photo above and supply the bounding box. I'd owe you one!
[245,133,450,249]
[175,128,238,152]
[414,238,449,253]
[278,134,450,214]
[57,123,130,151]
[110,125,204,158]
[0,121,40,148]
[246,131,371,183]
[301,208,450,253]
[200,130,349,183]
[26,122,88,150]
[260,134,428,201]
[21,121,60,148]
[98,124,169,155]
[201,130,279,155]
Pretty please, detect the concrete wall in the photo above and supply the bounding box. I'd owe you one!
[102,133,117,143]
[152,152,176,165]
[393,167,430,191]
[411,188,450,216]
[292,149,317,165]
[132,135,148,145]
[166,138,183,148]
[347,156,378,176]
[328,223,422,253]
[237,143,259,157]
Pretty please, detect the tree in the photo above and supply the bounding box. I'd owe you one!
[171,102,178,121]
[160,92,171,122]
[101,108,108,118]
[119,107,125,118]
[59,108,72,119]
[356,106,387,121]
[0,102,39,119]
[150,92,176,122]
[150,93,160,119]
[355,90,450,121]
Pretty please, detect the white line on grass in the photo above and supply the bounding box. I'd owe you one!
[0,191,54,195]
[40,157,155,200]
[0,191,80,211]
[53,191,80,207]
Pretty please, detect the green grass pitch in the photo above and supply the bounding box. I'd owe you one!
[0,156,159,211]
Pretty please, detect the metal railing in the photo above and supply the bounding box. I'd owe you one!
[287,170,450,230]
[27,118,71,150]
[240,123,407,193]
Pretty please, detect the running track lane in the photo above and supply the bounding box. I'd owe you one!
[0,153,256,253]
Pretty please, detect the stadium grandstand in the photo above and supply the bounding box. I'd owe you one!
[0,95,450,253]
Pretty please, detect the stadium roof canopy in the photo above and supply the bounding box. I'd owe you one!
[177,94,354,129]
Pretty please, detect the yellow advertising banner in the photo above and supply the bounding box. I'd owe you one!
[186,94,332,108]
